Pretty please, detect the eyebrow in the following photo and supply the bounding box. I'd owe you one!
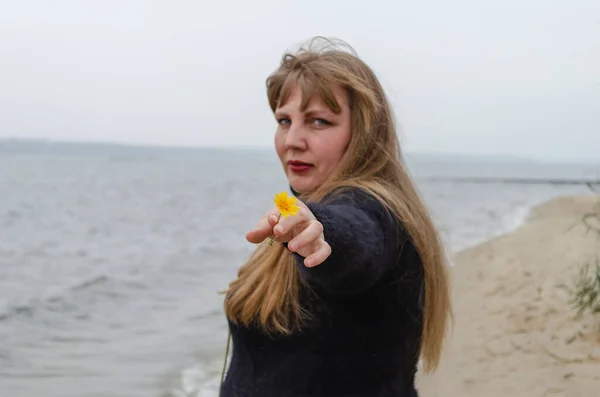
[275,108,336,118]
[305,109,335,118]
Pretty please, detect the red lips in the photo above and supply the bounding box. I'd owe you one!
[288,160,312,173]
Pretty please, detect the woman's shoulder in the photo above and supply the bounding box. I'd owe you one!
[313,185,411,250]
[322,186,399,223]
[317,186,388,211]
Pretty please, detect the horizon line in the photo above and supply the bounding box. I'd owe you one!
[1,136,597,166]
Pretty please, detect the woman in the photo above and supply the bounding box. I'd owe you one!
[222,37,451,397]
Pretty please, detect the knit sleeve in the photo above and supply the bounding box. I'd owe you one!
[287,189,405,295]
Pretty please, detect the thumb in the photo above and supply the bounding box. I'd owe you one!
[246,214,279,244]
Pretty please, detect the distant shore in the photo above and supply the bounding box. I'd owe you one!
[417,194,600,397]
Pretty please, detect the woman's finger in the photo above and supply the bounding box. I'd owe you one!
[245,219,272,243]
[246,209,280,244]
[287,220,324,253]
[273,206,312,237]
[304,242,332,268]
[267,214,279,227]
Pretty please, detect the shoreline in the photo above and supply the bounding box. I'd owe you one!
[417,193,600,396]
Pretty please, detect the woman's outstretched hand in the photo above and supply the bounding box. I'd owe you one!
[246,200,331,268]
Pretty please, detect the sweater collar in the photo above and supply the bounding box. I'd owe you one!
[289,185,300,198]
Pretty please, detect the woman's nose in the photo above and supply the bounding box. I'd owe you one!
[285,123,308,150]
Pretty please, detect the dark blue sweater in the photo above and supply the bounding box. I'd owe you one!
[223,188,425,397]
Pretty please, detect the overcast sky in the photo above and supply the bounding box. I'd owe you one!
[1,0,599,162]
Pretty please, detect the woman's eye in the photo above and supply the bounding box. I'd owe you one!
[277,118,291,126]
[313,118,331,126]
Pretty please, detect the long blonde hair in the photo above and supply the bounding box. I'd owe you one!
[224,37,451,373]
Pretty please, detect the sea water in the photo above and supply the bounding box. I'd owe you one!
[0,145,597,396]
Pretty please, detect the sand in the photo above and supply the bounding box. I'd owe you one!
[417,194,600,397]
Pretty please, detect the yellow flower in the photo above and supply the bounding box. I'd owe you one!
[274,191,299,218]
[266,191,299,246]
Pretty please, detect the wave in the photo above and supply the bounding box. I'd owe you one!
[165,361,224,397]
[499,204,534,234]
[70,274,110,291]
[186,308,223,322]
[0,274,113,322]
[452,198,544,255]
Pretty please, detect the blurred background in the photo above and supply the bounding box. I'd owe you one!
[1,1,599,396]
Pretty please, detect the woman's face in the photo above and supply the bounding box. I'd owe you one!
[274,83,352,194]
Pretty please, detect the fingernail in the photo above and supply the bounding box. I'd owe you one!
[271,215,278,223]
[274,225,282,235]
[305,259,312,267]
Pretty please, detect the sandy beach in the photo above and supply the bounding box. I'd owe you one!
[417,194,600,397]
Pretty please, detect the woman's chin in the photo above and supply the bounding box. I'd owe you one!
[287,178,314,196]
